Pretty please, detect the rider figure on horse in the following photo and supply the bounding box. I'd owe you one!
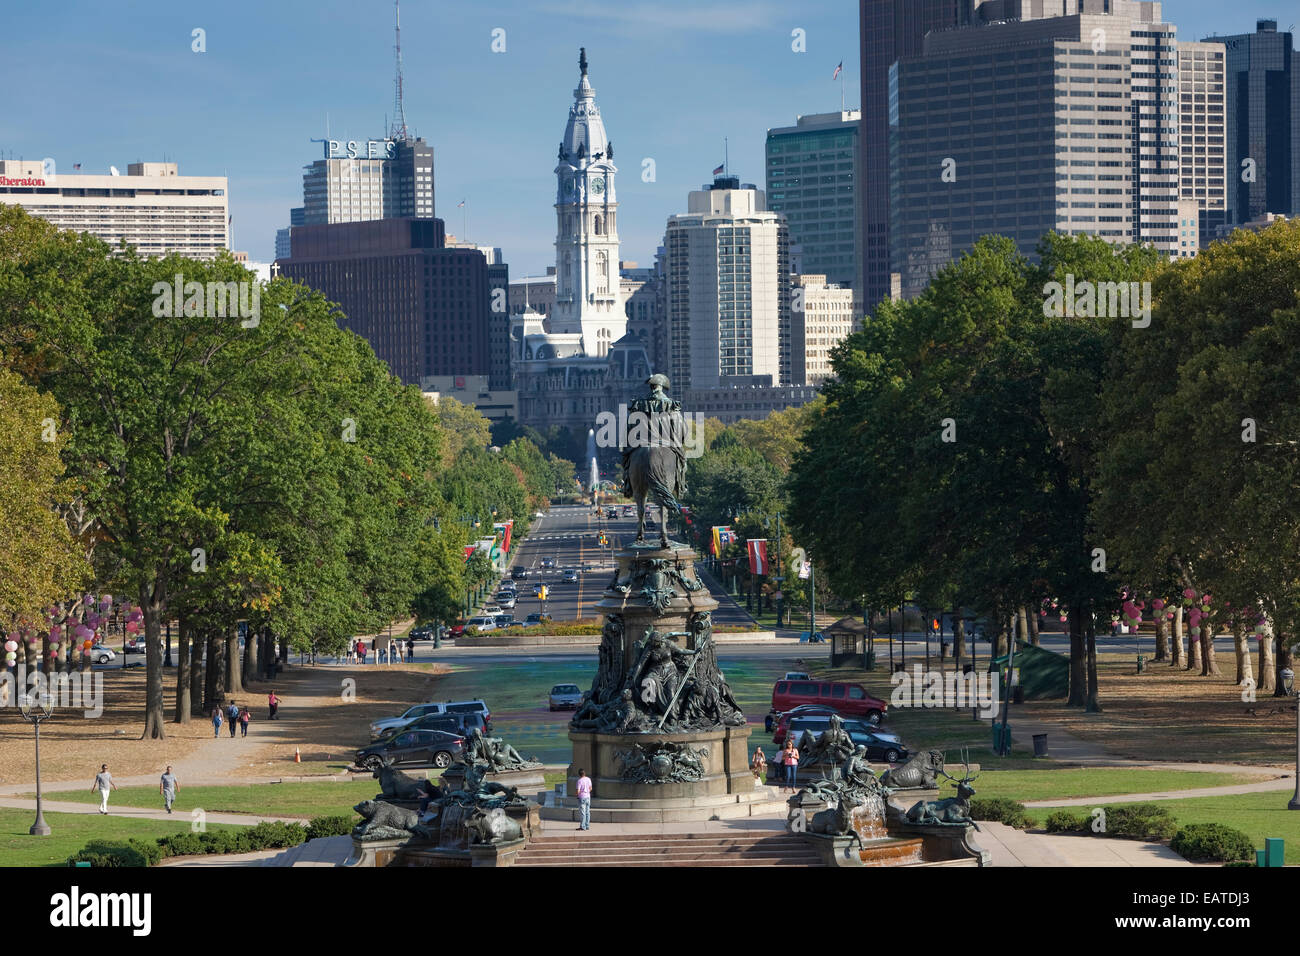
[621,374,687,500]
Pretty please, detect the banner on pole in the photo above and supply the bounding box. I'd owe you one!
[747,539,769,575]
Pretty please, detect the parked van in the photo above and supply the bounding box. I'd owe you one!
[769,679,887,724]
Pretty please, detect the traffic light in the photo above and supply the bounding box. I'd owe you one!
[539,586,549,602]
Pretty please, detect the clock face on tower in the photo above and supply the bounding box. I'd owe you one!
[590,176,606,196]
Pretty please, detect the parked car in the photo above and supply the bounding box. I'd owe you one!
[89,646,117,665]
[390,711,490,741]
[448,623,466,638]
[785,715,908,764]
[511,566,530,580]
[409,626,433,641]
[548,683,584,711]
[496,593,517,609]
[465,616,497,632]
[480,604,503,617]
[493,614,515,629]
[770,704,845,742]
[369,698,491,740]
[783,671,810,682]
[355,729,464,770]
[770,678,887,724]
[562,568,579,583]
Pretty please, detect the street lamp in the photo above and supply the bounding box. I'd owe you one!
[1284,668,1300,810]
[18,692,53,835]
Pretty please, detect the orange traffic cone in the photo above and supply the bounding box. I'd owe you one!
[294,747,301,763]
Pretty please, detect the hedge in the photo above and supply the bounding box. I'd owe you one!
[1104,803,1178,841]
[1044,810,1090,833]
[66,813,359,867]
[969,797,1036,829]
[1170,823,1254,863]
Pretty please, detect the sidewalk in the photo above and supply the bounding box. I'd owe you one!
[0,796,305,826]
[977,821,1193,867]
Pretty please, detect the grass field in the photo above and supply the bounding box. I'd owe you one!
[932,768,1261,802]
[41,780,389,818]
[0,809,242,868]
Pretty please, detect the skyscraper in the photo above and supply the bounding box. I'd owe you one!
[1205,20,1299,226]
[1177,42,1228,251]
[888,0,1187,297]
[664,175,790,390]
[858,0,973,312]
[300,137,434,225]
[766,111,860,292]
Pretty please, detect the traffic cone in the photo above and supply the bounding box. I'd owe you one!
[294,747,301,763]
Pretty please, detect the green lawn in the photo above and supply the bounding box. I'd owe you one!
[934,768,1258,802]
[1045,792,1300,864]
[0,809,243,868]
[40,780,395,818]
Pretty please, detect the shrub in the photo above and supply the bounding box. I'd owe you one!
[306,815,357,840]
[969,797,1033,829]
[156,832,205,858]
[1170,823,1255,863]
[1044,810,1089,833]
[1105,803,1178,841]
[244,821,308,848]
[66,838,161,868]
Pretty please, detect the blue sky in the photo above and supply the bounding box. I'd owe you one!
[0,0,1285,275]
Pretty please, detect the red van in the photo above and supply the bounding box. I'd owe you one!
[770,679,887,724]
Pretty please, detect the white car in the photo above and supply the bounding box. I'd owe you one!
[496,593,517,609]
[90,646,116,664]
[480,604,503,617]
[465,616,497,632]
[533,511,545,519]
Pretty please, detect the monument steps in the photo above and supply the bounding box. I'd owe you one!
[515,832,825,867]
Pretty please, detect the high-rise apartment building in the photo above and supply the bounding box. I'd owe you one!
[278,217,490,385]
[859,0,974,313]
[1204,20,1299,226]
[766,111,860,292]
[888,0,1186,297]
[791,274,857,386]
[1177,42,1228,251]
[0,160,228,258]
[664,175,790,390]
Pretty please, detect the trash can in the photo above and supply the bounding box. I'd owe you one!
[1136,654,1146,674]
[1032,733,1049,758]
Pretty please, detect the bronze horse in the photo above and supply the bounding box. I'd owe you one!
[622,375,687,548]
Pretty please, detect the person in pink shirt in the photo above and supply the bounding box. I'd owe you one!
[575,768,593,831]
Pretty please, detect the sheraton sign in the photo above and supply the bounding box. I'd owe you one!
[0,175,46,186]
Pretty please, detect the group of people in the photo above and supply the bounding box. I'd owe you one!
[89,763,180,815]
[748,741,803,792]
[211,700,252,737]
[344,638,415,664]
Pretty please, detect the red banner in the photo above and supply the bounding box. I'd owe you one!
[747,539,769,575]
[494,520,513,554]
[463,545,476,561]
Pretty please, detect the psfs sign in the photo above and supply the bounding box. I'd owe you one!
[325,139,397,160]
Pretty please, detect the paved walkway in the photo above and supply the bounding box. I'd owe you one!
[0,796,304,826]
[977,821,1193,867]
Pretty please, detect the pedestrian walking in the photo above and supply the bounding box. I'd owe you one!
[357,641,367,665]
[750,746,767,784]
[239,705,251,737]
[268,690,280,720]
[227,700,240,738]
[407,637,415,662]
[91,764,117,814]
[211,705,224,737]
[782,739,800,792]
[575,768,593,831]
[160,765,178,814]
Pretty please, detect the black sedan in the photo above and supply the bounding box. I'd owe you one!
[355,728,464,771]
[786,715,909,764]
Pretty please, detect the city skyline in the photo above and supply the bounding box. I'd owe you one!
[0,0,1282,276]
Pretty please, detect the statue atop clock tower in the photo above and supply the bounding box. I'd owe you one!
[553,47,625,357]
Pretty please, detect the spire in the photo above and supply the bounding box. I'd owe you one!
[390,0,409,141]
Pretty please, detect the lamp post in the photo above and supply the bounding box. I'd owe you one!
[18,692,53,835]
[1284,669,1300,810]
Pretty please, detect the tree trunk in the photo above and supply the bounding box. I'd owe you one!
[174,615,191,723]
[1232,618,1253,688]
[204,628,225,711]
[1153,615,1168,661]
[1273,633,1293,698]
[1027,608,1040,646]
[1260,622,1277,694]
[189,630,206,716]
[994,617,1009,659]
[953,618,966,666]
[1200,618,1222,676]
[279,630,288,664]
[1067,607,1086,707]
[224,627,242,698]
[140,581,167,740]
[1016,606,1029,648]
[1085,612,1102,713]
[245,626,260,688]
[1187,616,1203,671]
[1171,607,1185,667]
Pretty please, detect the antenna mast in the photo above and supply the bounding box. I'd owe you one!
[390,0,409,141]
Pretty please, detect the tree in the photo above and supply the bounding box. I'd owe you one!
[430,395,492,467]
